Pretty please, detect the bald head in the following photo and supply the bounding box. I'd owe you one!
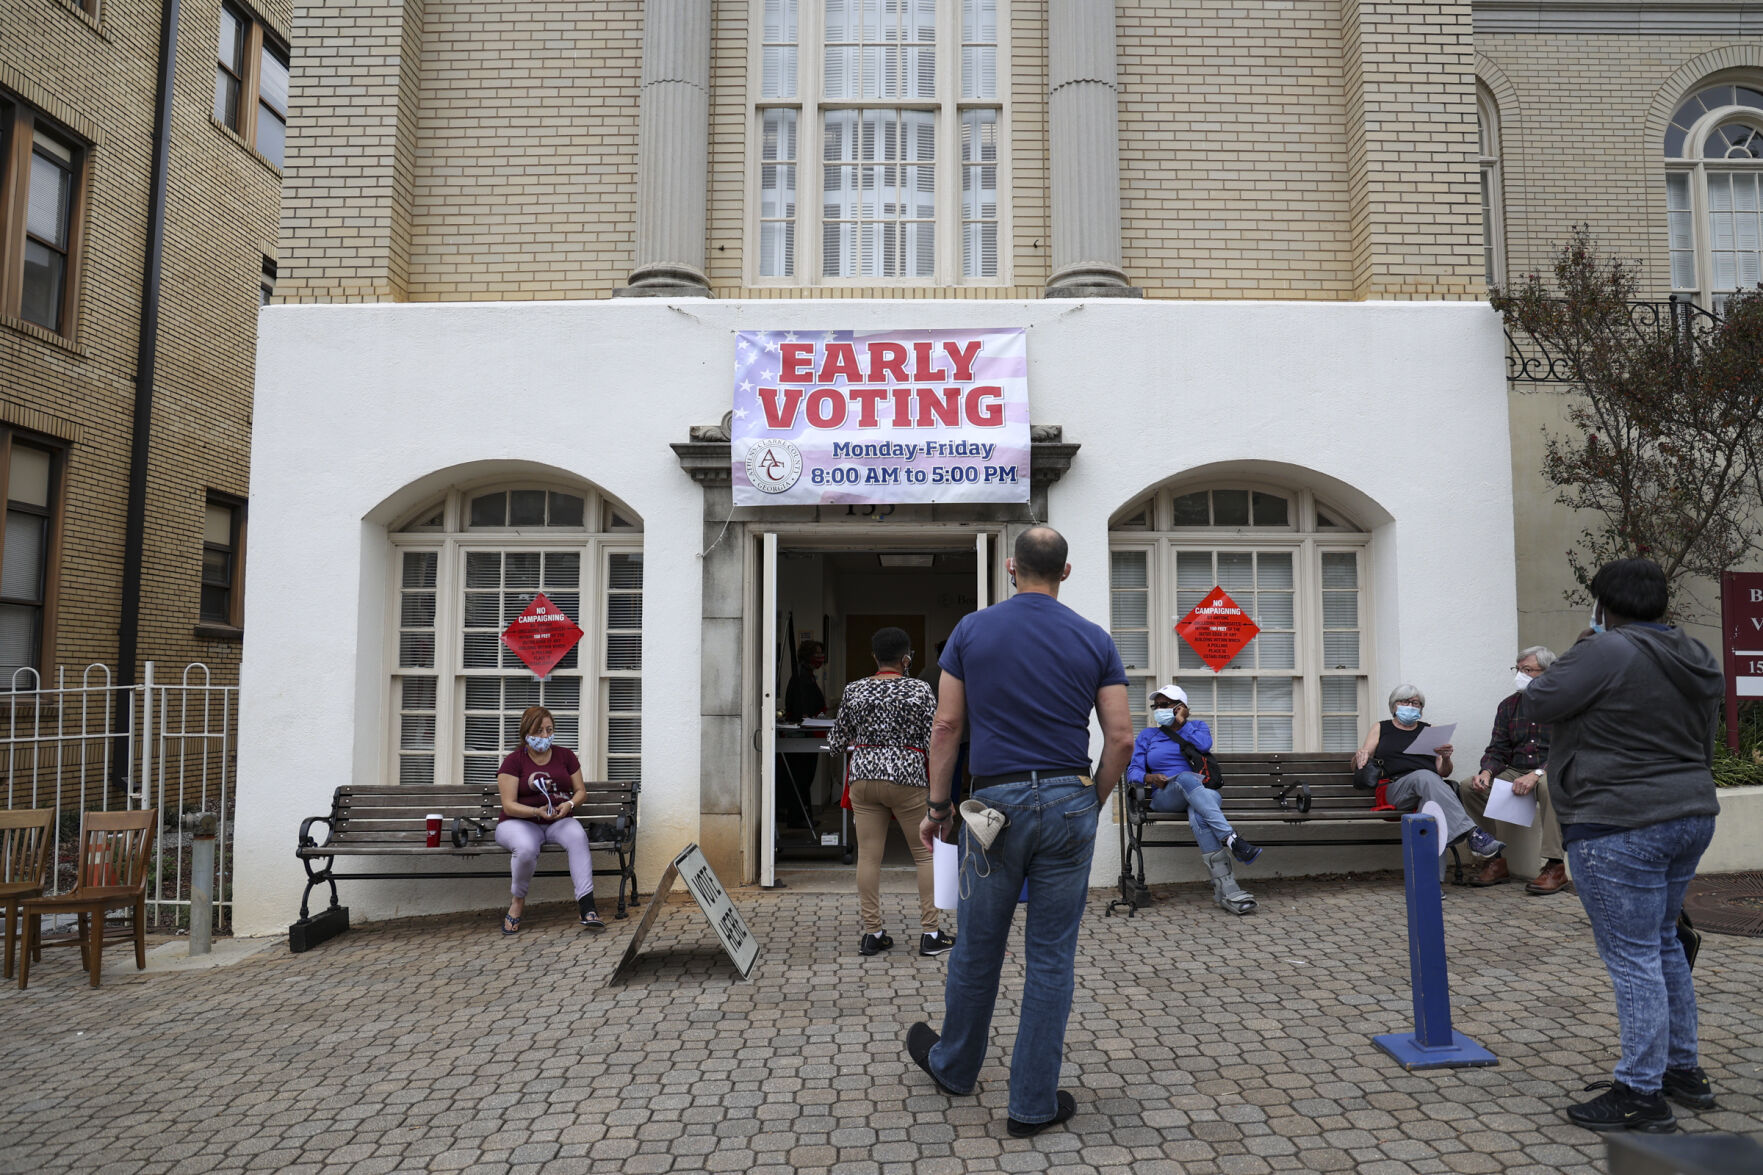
[1012,526,1069,589]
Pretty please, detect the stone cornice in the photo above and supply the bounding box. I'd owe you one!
[1475,0,1763,35]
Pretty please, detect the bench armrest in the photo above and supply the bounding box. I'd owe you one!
[298,815,333,849]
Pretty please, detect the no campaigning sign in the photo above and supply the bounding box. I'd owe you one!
[501,593,584,678]
[1175,587,1261,672]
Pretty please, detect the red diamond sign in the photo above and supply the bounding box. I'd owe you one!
[1175,586,1261,673]
[501,592,584,679]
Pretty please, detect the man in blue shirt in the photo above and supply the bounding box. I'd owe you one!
[905,526,1134,1138]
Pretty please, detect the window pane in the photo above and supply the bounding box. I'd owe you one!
[548,493,585,528]
[256,107,286,168]
[403,550,438,590]
[1321,551,1358,589]
[1256,551,1293,590]
[1251,492,1288,527]
[201,584,231,622]
[0,603,41,683]
[20,240,66,332]
[469,494,506,528]
[1,512,45,601]
[1323,632,1360,669]
[201,547,232,585]
[214,71,241,127]
[217,5,244,69]
[27,149,72,249]
[509,489,546,526]
[608,553,643,590]
[1176,551,1212,589]
[8,446,52,509]
[401,677,436,714]
[203,501,233,545]
[1213,490,1249,526]
[259,45,290,117]
[1217,552,1253,592]
[1171,491,1209,525]
[544,551,581,590]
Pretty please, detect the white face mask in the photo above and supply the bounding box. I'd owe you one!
[1513,672,1532,693]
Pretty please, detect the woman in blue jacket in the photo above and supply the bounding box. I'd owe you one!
[1125,684,1263,914]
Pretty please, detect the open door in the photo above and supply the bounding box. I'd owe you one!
[976,532,990,610]
[760,532,779,888]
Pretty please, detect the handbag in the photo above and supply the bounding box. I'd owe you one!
[1353,759,1382,791]
[1163,727,1225,790]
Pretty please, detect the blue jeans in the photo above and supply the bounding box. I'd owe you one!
[1147,771,1233,853]
[928,775,1101,1123]
[1567,814,1715,1092]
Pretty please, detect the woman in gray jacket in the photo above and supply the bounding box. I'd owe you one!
[1525,557,1722,1135]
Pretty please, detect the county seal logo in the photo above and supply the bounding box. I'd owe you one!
[745,439,803,494]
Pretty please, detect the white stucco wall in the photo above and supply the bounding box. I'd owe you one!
[235,298,1513,936]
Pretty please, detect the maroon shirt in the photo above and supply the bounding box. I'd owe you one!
[497,745,581,823]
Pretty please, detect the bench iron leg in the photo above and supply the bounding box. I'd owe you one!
[290,854,349,953]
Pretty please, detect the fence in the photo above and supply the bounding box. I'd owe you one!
[0,662,236,931]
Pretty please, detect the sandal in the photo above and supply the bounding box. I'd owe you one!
[501,912,521,936]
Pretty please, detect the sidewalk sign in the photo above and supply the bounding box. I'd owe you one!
[1721,571,1763,751]
[607,844,758,985]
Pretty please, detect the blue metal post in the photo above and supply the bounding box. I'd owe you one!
[1372,815,1498,1070]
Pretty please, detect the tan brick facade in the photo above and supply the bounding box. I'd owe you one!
[0,0,286,686]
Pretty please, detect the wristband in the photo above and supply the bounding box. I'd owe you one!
[927,798,953,812]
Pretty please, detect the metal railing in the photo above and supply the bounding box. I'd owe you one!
[1504,297,1722,383]
[0,661,236,931]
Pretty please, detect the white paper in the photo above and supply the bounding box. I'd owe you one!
[799,717,835,729]
[1483,777,1538,827]
[1402,722,1457,759]
[933,838,959,910]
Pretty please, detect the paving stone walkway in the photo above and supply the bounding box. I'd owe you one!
[2,870,1760,1174]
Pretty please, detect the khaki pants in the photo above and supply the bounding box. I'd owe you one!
[849,777,939,935]
[1462,766,1564,861]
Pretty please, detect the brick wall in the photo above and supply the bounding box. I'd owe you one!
[0,0,285,686]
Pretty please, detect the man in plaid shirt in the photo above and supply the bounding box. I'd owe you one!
[1462,645,1566,893]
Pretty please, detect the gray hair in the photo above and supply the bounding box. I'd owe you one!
[1387,684,1425,713]
[1517,645,1556,670]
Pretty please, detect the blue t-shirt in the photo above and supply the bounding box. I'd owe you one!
[940,591,1128,775]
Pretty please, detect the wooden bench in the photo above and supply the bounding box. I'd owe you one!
[1111,752,1465,914]
[292,782,639,952]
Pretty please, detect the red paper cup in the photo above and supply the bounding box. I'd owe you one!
[426,813,442,848]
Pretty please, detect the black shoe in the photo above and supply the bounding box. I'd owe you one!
[578,896,604,931]
[859,931,894,956]
[1228,837,1263,865]
[1661,1066,1717,1110]
[1565,1080,1677,1133]
[919,931,956,957]
[1007,1090,1077,1138]
[906,1022,968,1097]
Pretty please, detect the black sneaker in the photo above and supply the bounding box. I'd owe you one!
[1565,1080,1677,1133]
[578,896,604,931]
[1662,1066,1717,1110]
[905,1022,968,1096]
[919,931,956,957]
[1228,836,1263,865]
[859,931,894,956]
[1007,1090,1077,1138]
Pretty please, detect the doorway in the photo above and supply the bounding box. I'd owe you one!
[755,531,1001,887]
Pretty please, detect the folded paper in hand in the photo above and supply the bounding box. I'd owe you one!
[1483,777,1538,827]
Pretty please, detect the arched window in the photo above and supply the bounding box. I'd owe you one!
[1664,81,1763,309]
[1108,484,1369,753]
[389,482,642,789]
[1478,86,1505,289]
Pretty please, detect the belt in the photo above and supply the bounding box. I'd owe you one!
[971,769,1091,788]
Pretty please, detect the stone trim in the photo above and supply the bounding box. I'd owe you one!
[1644,44,1763,152]
[1475,1,1763,35]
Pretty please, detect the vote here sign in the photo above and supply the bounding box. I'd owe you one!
[731,328,1030,506]
[1722,571,1763,750]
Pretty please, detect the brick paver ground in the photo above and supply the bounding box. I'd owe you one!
[2,870,1760,1174]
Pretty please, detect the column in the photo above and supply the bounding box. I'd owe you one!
[619,0,714,297]
[1044,0,1138,298]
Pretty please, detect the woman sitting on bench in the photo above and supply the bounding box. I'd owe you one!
[1351,684,1504,865]
[1125,684,1264,916]
[496,705,602,935]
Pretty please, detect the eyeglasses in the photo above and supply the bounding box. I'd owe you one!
[1511,664,1545,676]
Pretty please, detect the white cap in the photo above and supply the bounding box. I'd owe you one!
[1149,683,1188,706]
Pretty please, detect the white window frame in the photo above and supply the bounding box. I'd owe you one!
[1665,84,1763,310]
[746,0,1010,288]
[385,484,642,789]
[1108,484,1373,753]
[1477,86,1505,290]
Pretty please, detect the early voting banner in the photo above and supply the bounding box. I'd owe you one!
[731,328,1030,506]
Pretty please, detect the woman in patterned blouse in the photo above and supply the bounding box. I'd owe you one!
[828,626,957,958]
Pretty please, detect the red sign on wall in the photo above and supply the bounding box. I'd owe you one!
[1175,587,1261,673]
[501,592,584,679]
[1722,571,1763,750]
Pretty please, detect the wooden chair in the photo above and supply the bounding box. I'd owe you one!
[1,809,54,980]
[18,810,157,989]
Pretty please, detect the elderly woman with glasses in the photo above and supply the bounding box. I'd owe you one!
[1352,684,1505,863]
